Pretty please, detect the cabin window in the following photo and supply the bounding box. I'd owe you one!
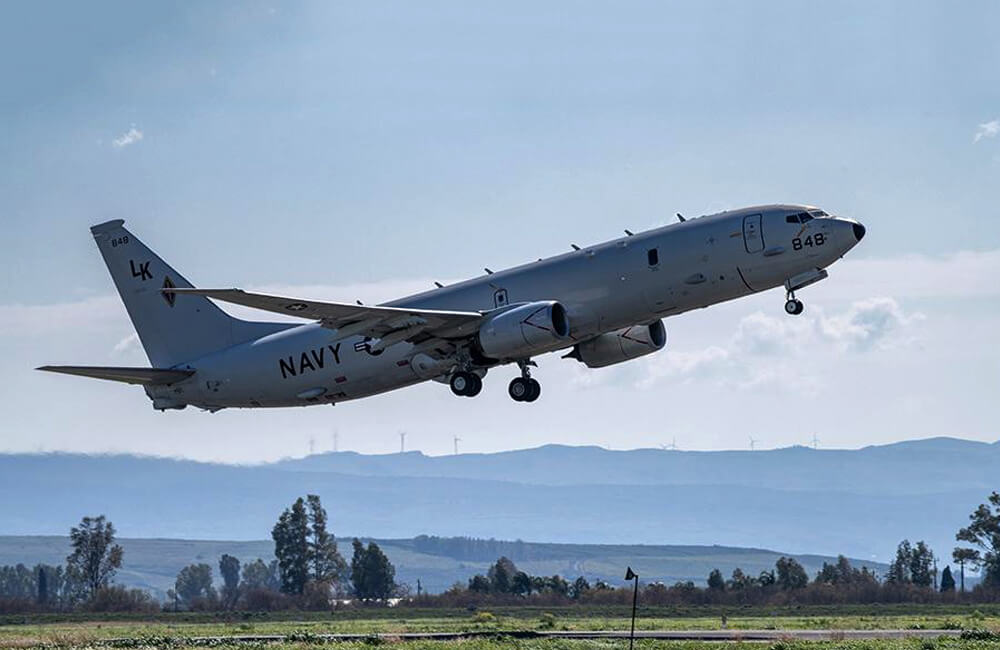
[647,248,659,266]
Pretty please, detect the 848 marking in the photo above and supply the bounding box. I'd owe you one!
[792,233,825,250]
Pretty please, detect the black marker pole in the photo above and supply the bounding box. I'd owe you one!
[625,567,638,650]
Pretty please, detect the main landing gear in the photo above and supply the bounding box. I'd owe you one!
[449,371,482,397]
[784,289,804,316]
[508,360,541,403]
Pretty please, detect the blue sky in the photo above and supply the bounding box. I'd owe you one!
[1,1,998,461]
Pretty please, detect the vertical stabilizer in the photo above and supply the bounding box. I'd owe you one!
[90,220,289,367]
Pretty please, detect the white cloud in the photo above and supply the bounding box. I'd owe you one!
[974,119,999,143]
[632,297,923,392]
[112,333,140,355]
[112,125,144,148]
[818,297,922,352]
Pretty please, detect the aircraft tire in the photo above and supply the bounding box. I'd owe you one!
[465,373,483,397]
[784,299,804,315]
[508,377,530,401]
[524,378,541,402]
[450,372,474,396]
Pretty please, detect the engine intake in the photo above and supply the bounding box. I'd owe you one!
[568,321,666,368]
[478,301,570,361]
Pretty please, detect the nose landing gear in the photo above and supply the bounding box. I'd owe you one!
[509,360,541,402]
[784,290,804,315]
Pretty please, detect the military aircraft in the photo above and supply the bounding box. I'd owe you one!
[39,205,865,410]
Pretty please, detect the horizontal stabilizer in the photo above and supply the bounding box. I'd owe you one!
[36,366,194,386]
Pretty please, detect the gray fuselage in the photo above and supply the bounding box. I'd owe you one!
[163,204,863,409]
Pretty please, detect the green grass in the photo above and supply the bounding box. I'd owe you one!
[1,607,999,648]
[2,638,1000,650]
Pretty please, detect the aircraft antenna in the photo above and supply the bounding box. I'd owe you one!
[434,282,444,288]
[484,268,494,274]
[570,244,581,251]
[676,212,686,222]
[624,229,634,236]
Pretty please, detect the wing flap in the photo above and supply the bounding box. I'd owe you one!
[36,366,195,385]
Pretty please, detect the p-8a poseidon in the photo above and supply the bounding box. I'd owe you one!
[40,205,865,410]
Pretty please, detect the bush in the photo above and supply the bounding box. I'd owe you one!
[85,586,158,613]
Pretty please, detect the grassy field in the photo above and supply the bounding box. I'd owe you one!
[1,605,999,649]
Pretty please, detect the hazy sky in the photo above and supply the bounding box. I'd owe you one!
[2,1,998,462]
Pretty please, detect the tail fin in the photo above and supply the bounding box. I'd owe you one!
[91,220,290,367]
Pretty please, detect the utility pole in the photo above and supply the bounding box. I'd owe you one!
[625,566,639,650]
[332,431,339,453]
[309,437,315,455]
[399,431,406,453]
[453,436,461,455]
[749,436,757,451]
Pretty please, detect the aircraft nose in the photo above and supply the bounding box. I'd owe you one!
[852,222,866,242]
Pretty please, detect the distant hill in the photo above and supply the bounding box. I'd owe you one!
[272,438,1000,496]
[0,535,885,599]
[0,438,995,566]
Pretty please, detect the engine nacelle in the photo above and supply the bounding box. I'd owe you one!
[568,321,666,368]
[478,301,571,361]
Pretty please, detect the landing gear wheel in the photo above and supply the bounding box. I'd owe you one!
[524,378,541,402]
[465,373,483,397]
[784,299,804,315]
[508,377,531,402]
[450,372,480,397]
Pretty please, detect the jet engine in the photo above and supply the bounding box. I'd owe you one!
[566,320,666,368]
[478,300,571,361]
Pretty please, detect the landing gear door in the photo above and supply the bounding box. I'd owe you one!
[743,213,764,254]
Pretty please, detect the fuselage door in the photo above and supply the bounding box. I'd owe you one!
[743,213,764,254]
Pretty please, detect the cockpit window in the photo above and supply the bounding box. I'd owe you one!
[786,212,814,224]
[809,210,828,217]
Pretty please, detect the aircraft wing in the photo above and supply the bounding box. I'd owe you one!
[167,288,484,348]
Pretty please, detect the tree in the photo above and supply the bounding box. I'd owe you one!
[940,565,956,592]
[468,574,491,593]
[350,539,397,601]
[242,558,280,592]
[306,495,348,583]
[909,541,935,588]
[707,568,725,591]
[569,576,591,599]
[66,516,123,601]
[272,495,347,596]
[272,498,311,594]
[487,557,517,594]
[887,540,913,584]
[775,557,808,590]
[956,491,1000,589]
[174,563,216,608]
[511,571,534,596]
[952,547,981,593]
[219,554,240,609]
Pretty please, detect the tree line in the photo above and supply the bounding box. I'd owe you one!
[2,489,998,612]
